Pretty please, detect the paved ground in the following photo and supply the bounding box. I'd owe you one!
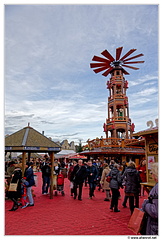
[5,172,147,236]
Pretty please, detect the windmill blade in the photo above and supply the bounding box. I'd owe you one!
[93,66,109,74]
[120,49,137,61]
[101,50,115,61]
[121,68,130,75]
[122,64,139,70]
[123,61,145,64]
[90,63,109,68]
[123,53,144,62]
[92,55,109,63]
[116,47,123,60]
[102,67,114,77]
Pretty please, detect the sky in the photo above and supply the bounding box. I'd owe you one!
[4,4,158,145]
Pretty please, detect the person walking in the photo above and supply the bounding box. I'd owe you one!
[24,162,35,206]
[87,160,98,199]
[96,162,103,191]
[122,161,141,214]
[100,163,111,201]
[142,162,158,235]
[68,161,77,196]
[41,161,51,194]
[108,163,122,212]
[71,159,87,201]
[8,164,22,211]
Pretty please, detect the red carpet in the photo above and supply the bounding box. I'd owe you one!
[5,172,147,235]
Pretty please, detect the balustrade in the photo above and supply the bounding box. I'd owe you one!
[87,138,140,150]
[107,117,128,123]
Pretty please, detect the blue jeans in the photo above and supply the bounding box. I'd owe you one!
[42,176,50,194]
[26,187,34,205]
[89,182,96,197]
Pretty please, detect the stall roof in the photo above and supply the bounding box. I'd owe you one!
[133,127,158,137]
[80,147,145,156]
[5,125,61,153]
[55,150,76,159]
[125,139,145,147]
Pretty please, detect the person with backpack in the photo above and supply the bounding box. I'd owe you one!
[41,161,51,195]
[108,163,122,212]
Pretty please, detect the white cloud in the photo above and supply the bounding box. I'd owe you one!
[135,87,158,97]
[129,74,158,87]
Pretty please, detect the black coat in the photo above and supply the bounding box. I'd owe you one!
[41,164,51,177]
[122,166,141,194]
[8,168,22,199]
[71,165,87,184]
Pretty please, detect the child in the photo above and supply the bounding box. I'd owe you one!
[20,177,29,209]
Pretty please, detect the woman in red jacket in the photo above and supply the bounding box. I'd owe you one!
[137,160,147,196]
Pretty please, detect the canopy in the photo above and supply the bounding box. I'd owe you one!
[5,124,61,199]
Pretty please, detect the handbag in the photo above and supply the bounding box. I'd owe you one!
[8,180,18,192]
[106,175,112,183]
[128,208,147,234]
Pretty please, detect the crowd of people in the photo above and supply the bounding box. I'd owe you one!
[5,157,158,235]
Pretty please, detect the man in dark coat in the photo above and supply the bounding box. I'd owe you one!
[87,160,98,199]
[41,162,51,194]
[71,159,87,201]
[122,161,141,214]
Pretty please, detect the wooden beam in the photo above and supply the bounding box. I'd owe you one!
[22,151,26,177]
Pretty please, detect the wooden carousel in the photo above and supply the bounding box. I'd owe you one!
[82,47,146,163]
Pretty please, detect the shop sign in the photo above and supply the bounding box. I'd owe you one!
[148,143,158,154]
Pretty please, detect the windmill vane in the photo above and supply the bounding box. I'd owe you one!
[90,47,144,76]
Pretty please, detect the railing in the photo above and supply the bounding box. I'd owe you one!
[109,94,125,100]
[106,117,131,123]
[86,138,140,150]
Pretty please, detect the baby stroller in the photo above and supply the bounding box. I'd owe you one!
[54,172,65,196]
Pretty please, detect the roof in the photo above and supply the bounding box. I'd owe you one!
[133,127,158,137]
[55,150,76,159]
[125,139,145,147]
[5,125,61,153]
[80,147,145,156]
[18,152,43,158]
[55,151,87,160]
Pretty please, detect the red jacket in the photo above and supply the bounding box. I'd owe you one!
[137,165,146,182]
